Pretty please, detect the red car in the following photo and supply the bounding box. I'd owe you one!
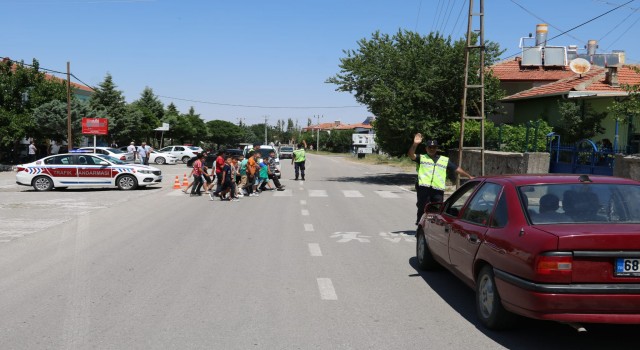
[416,174,640,330]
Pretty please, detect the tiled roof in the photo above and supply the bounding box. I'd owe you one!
[334,123,372,130]
[3,59,94,93]
[44,73,94,93]
[502,65,640,101]
[302,121,373,131]
[490,57,574,82]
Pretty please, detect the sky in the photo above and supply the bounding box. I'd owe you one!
[2,0,639,126]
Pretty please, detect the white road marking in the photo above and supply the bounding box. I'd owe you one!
[317,278,337,300]
[342,190,363,198]
[375,190,400,199]
[330,232,370,243]
[301,209,310,216]
[304,224,314,232]
[309,190,328,197]
[380,232,417,243]
[308,243,322,256]
[273,189,292,197]
[300,200,307,205]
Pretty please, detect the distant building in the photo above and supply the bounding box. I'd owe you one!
[302,116,374,134]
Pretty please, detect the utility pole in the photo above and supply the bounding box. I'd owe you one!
[264,116,268,145]
[66,62,72,150]
[315,115,322,151]
[458,0,485,186]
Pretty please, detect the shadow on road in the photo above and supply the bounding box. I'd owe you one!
[326,172,415,187]
[407,257,640,349]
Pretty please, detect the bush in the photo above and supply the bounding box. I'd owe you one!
[445,119,553,152]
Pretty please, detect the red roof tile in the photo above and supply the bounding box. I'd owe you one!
[502,65,640,101]
[490,57,574,82]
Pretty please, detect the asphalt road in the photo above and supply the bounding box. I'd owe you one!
[0,154,638,349]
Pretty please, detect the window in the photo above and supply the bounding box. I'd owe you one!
[44,155,73,165]
[175,147,185,151]
[462,183,503,226]
[490,193,508,228]
[444,181,479,217]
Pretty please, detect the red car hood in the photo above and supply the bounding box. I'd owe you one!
[534,224,640,250]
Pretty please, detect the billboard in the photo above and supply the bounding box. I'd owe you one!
[82,118,108,135]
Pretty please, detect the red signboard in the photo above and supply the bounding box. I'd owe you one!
[82,118,109,135]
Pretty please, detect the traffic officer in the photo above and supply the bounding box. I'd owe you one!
[292,143,306,181]
[408,133,474,225]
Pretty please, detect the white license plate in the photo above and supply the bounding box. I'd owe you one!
[615,258,640,276]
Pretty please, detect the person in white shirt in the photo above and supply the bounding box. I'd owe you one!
[28,141,37,162]
[127,142,137,162]
[137,142,151,165]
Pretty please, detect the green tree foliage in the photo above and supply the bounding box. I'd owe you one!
[556,101,606,143]
[130,87,164,142]
[324,130,354,152]
[609,67,640,125]
[183,107,206,146]
[447,120,553,152]
[206,120,245,147]
[0,58,67,146]
[31,99,107,143]
[89,73,129,141]
[327,30,504,157]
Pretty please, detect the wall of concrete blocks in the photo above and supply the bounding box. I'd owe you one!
[447,150,550,176]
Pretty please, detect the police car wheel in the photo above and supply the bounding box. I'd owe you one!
[155,157,165,165]
[33,176,53,191]
[182,156,190,164]
[117,174,138,190]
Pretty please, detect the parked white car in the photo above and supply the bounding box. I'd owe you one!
[119,147,178,165]
[158,145,201,163]
[78,147,135,163]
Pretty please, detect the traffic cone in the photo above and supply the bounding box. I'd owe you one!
[173,176,181,189]
[182,173,189,187]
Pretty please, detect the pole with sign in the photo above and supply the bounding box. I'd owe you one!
[82,118,109,152]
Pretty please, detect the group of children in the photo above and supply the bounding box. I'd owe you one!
[183,149,285,201]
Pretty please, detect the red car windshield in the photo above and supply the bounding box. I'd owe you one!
[519,183,640,224]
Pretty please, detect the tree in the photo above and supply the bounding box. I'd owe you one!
[31,99,107,144]
[556,101,606,144]
[609,67,640,135]
[89,73,129,142]
[327,30,504,156]
[131,87,164,142]
[324,130,354,152]
[206,120,246,147]
[183,107,206,145]
[0,58,67,146]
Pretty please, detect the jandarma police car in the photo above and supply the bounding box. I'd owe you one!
[15,152,162,191]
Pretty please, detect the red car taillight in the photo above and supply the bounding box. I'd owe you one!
[17,166,25,172]
[535,253,573,283]
[120,156,126,160]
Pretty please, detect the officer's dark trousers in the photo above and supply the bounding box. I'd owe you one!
[416,185,444,223]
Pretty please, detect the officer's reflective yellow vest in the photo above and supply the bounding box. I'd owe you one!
[293,149,306,162]
[418,155,448,190]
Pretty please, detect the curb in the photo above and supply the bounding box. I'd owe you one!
[0,164,17,172]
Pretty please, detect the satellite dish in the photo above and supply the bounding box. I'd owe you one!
[570,58,591,75]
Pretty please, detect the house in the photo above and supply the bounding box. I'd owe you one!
[302,117,374,134]
[501,64,640,152]
[488,24,639,152]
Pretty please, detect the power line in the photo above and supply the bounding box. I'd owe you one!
[598,3,640,43]
[449,0,468,38]
[431,0,444,33]
[414,0,423,31]
[440,0,457,35]
[500,0,635,60]
[509,0,585,44]
[156,95,363,109]
[604,13,640,51]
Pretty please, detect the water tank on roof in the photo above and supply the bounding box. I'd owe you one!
[535,24,548,47]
